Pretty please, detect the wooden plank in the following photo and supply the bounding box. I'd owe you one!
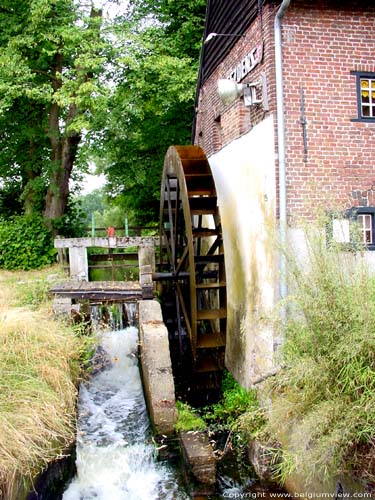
[88,264,138,269]
[193,228,220,238]
[194,254,224,264]
[50,280,142,301]
[50,280,141,292]
[189,196,217,215]
[197,308,227,320]
[89,253,138,262]
[196,281,226,289]
[197,332,226,348]
[202,0,259,83]
[195,357,221,373]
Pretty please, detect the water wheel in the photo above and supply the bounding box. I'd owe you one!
[157,145,227,395]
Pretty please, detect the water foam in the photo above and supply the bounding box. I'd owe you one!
[63,326,186,500]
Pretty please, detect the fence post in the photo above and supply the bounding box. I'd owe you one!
[138,244,155,299]
[125,216,129,237]
[91,213,95,238]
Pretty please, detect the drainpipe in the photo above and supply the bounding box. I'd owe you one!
[274,0,291,320]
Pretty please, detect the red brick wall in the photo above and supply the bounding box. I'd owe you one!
[282,1,375,220]
[195,1,375,222]
[195,3,278,155]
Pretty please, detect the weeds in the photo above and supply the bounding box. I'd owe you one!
[175,401,207,432]
[204,371,261,430]
[266,222,375,483]
[0,266,84,497]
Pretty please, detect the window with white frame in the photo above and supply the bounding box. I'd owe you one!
[329,207,375,250]
[357,213,373,244]
[359,77,375,119]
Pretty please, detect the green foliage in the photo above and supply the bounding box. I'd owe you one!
[175,401,207,432]
[267,225,375,482]
[50,196,86,237]
[96,0,206,224]
[0,0,115,220]
[0,215,56,270]
[205,371,261,429]
[76,189,105,227]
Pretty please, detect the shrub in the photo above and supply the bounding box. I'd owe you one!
[0,215,56,270]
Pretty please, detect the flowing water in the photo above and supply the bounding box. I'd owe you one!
[63,321,188,500]
[61,303,275,499]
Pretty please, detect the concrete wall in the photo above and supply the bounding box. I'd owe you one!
[208,115,278,388]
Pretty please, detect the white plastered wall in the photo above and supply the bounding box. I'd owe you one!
[208,115,277,388]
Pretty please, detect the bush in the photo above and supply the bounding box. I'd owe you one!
[0,215,56,270]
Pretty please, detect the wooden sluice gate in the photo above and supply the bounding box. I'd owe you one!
[50,280,142,302]
[51,236,156,319]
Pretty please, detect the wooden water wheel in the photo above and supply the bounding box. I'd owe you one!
[158,145,227,389]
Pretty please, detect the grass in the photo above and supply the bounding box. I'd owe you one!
[204,371,262,430]
[264,224,375,483]
[0,265,84,499]
[175,401,207,432]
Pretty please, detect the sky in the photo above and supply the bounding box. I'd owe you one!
[80,171,107,195]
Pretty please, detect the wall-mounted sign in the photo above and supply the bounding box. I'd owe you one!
[228,42,263,83]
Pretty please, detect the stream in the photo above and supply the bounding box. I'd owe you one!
[63,322,188,499]
[61,304,273,499]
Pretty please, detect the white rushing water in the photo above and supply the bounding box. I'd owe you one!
[63,326,186,500]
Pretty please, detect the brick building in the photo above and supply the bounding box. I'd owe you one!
[193,0,375,387]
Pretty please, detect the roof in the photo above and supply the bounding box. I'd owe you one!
[200,0,264,84]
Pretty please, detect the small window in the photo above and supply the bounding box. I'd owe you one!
[359,77,375,119]
[358,213,373,244]
[329,207,375,250]
[351,71,375,122]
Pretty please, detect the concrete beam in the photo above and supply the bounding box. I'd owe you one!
[68,246,88,281]
[138,245,155,299]
[54,236,158,249]
[138,300,177,436]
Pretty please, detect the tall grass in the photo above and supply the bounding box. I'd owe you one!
[267,225,375,482]
[0,266,83,498]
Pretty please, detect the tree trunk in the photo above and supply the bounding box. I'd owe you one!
[43,7,102,227]
[22,133,45,215]
[43,50,81,225]
[43,103,81,222]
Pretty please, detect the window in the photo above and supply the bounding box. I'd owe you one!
[359,77,375,119]
[358,213,373,244]
[329,207,375,250]
[351,71,375,122]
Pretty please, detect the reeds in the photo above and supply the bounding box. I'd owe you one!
[0,267,82,497]
[267,224,375,482]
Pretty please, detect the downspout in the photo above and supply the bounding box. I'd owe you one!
[274,0,291,319]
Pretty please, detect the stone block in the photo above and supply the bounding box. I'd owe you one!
[138,300,177,435]
[180,431,216,486]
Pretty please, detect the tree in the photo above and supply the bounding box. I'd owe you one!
[0,0,112,227]
[96,0,207,224]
